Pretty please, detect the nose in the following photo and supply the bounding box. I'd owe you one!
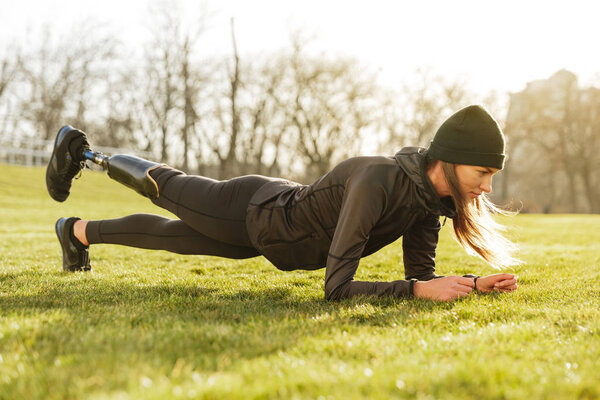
[480,176,492,194]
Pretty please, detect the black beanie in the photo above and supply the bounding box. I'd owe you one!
[427,105,505,169]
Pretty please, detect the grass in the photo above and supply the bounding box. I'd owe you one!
[0,163,599,399]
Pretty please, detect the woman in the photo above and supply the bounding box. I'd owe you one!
[46,105,519,301]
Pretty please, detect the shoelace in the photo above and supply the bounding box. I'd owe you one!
[66,159,86,181]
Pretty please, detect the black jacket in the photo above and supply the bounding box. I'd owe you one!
[245,147,457,300]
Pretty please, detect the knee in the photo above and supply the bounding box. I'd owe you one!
[149,167,192,200]
[149,166,185,185]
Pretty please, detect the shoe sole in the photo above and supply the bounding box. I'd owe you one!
[46,125,77,202]
[55,218,72,271]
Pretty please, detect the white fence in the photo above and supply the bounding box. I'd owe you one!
[0,135,153,167]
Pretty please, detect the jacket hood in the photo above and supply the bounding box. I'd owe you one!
[394,146,456,218]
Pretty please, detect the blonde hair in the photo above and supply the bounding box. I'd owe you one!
[440,161,520,269]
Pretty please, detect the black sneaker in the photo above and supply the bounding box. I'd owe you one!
[46,125,90,202]
[55,217,91,272]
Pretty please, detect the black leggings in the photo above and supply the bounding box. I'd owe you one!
[86,166,273,259]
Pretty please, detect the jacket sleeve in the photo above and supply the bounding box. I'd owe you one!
[402,213,442,281]
[324,172,415,301]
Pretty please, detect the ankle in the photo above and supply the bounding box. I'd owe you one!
[73,219,90,247]
[85,150,109,169]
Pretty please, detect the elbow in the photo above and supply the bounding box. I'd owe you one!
[324,281,344,301]
[324,286,337,301]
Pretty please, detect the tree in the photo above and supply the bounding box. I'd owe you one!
[384,67,469,150]
[197,18,247,179]
[142,0,208,168]
[571,85,600,213]
[94,67,141,148]
[0,49,18,100]
[237,55,290,176]
[284,39,378,181]
[222,17,242,178]
[17,25,115,140]
[0,44,20,135]
[143,7,181,164]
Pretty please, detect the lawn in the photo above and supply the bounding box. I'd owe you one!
[0,163,599,399]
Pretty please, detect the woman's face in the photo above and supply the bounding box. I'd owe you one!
[454,165,499,200]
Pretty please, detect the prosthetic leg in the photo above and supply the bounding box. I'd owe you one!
[84,150,164,199]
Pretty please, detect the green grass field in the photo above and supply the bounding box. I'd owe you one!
[0,164,599,399]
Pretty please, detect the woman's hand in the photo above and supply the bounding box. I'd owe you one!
[475,273,518,293]
[413,276,474,301]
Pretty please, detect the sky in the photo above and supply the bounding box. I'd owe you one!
[1,0,599,96]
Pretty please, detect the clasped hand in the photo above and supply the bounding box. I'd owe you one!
[413,273,518,301]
